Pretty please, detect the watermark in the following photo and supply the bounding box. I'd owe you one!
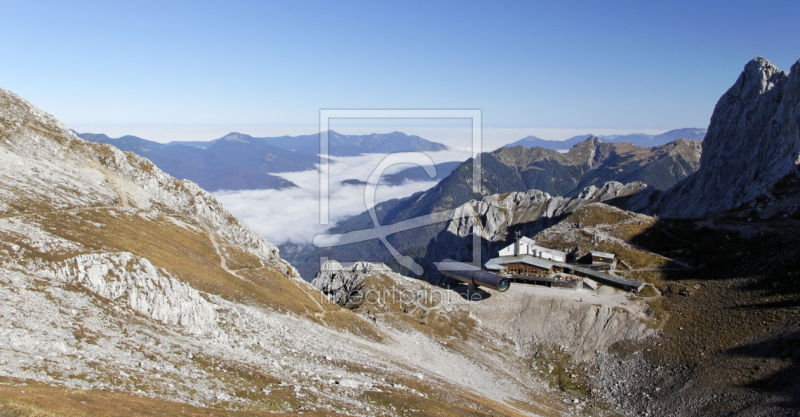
[317,283,487,311]
[312,110,485,276]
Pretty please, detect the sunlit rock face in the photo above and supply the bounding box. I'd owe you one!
[655,57,800,217]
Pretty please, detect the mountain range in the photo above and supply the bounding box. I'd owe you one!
[80,127,703,196]
[164,130,448,156]
[78,130,450,192]
[256,130,449,156]
[76,132,310,191]
[283,137,702,278]
[506,127,707,150]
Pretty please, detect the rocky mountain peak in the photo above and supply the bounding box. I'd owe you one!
[565,136,608,169]
[587,135,603,144]
[738,57,787,98]
[654,57,799,217]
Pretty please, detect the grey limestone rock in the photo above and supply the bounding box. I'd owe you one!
[655,57,800,217]
[311,261,390,306]
[420,181,648,281]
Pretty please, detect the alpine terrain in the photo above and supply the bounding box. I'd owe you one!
[1,55,799,417]
[284,137,701,279]
[0,88,649,416]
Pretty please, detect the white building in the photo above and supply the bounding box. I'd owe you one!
[497,237,567,262]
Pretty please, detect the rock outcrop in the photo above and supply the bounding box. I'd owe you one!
[40,252,219,335]
[420,181,648,281]
[311,261,391,306]
[655,57,800,217]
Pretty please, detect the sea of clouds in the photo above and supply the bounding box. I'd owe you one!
[213,147,473,246]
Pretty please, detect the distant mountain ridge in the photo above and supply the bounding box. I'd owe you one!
[506,128,707,150]
[259,130,449,156]
[77,132,309,191]
[78,130,451,191]
[167,130,448,157]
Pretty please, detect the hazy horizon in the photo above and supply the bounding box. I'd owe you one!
[67,123,679,151]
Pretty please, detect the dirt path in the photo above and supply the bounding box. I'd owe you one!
[195,217,237,278]
[98,166,130,208]
[294,278,327,315]
[195,217,329,316]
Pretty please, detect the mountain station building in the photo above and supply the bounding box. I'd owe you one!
[484,236,643,292]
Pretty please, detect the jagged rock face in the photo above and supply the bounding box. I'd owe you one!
[420,181,647,281]
[311,261,390,306]
[39,252,219,335]
[656,57,800,217]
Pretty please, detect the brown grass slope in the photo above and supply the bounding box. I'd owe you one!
[533,202,800,415]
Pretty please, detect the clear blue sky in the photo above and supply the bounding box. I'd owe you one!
[2,0,799,136]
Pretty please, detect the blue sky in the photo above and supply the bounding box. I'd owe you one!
[2,0,799,142]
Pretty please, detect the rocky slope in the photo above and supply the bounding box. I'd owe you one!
[309,259,656,409]
[654,57,800,217]
[3,86,635,416]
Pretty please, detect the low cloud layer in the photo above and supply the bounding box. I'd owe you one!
[213,149,472,246]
